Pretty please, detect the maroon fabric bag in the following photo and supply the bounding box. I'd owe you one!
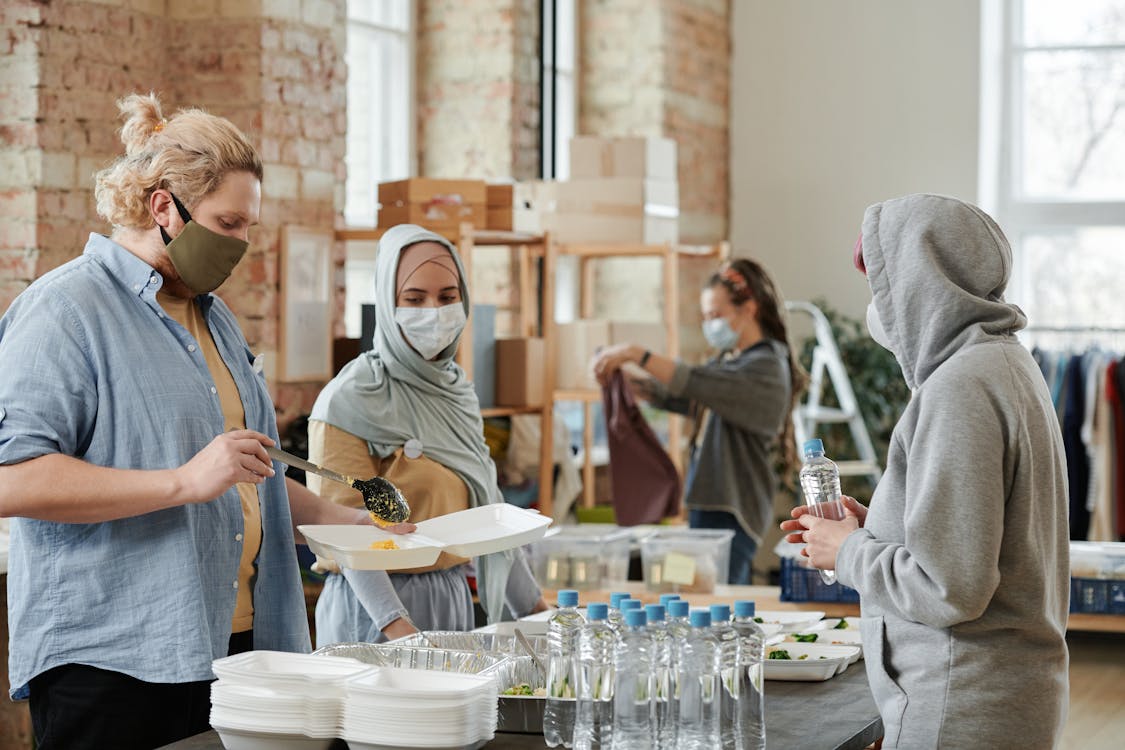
[602,369,682,525]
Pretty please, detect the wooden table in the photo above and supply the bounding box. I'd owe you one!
[161,661,881,750]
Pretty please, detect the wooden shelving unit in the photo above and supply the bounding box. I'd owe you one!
[544,240,730,511]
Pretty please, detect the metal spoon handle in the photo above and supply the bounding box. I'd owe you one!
[266,445,353,488]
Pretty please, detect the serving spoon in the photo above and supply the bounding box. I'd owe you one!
[265,445,411,524]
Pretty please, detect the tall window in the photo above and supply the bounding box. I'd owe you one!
[986,0,1125,329]
[541,0,577,179]
[343,1,413,338]
[345,0,413,228]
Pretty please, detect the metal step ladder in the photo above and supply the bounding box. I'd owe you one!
[786,300,883,487]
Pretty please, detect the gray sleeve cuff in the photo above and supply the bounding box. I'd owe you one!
[666,360,692,397]
[339,567,410,632]
[834,528,870,590]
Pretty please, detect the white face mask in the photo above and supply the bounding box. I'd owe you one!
[395,303,467,360]
[866,301,893,352]
[702,317,740,351]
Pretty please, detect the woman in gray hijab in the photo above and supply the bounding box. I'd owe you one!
[307,224,547,645]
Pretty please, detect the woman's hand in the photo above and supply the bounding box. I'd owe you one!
[780,496,866,570]
[591,343,643,386]
[780,495,867,542]
[382,617,418,641]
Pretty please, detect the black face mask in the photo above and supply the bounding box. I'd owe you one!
[159,193,249,293]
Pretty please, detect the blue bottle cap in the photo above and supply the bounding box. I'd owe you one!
[624,609,648,628]
[557,589,579,607]
[620,598,643,611]
[733,600,756,618]
[689,609,712,628]
[609,592,629,608]
[658,594,681,607]
[645,604,666,622]
[709,604,731,623]
[667,600,690,618]
[803,438,824,455]
[586,602,609,621]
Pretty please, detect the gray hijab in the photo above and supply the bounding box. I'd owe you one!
[310,224,513,624]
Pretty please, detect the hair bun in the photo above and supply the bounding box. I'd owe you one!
[116,92,166,156]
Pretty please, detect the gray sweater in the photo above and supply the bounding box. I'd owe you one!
[648,339,791,544]
[836,194,1070,749]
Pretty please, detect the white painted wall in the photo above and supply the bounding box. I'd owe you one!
[730,0,982,324]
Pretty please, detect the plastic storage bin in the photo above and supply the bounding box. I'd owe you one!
[528,524,633,591]
[640,528,734,593]
[1070,541,1125,615]
[779,555,860,603]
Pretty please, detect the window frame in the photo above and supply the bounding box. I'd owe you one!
[540,0,577,180]
[982,0,1125,327]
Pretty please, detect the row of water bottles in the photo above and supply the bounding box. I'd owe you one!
[543,589,767,750]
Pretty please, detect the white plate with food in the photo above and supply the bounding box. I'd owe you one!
[780,629,863,659]
[752,610,826,633]
[763,643,860,681]
[298,524,444,571]
[299,505,551,571]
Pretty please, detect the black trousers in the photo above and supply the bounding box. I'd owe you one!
[29,630,254,750]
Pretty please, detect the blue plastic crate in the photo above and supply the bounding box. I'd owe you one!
[779,556,860,603]
[1070,577,1125,615]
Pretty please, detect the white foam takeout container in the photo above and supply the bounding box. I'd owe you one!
[763,642,861,682]
[299,504,551,571]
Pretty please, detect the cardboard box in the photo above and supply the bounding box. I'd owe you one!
[544,213,679,245]
[486,181,558,232]
[546,177,679,244]
[495,337,545,407]
[377,178,487,231]
[555,319,611,391]
[569,136,678,181]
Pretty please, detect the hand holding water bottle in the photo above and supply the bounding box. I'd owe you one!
[785,439,863,582]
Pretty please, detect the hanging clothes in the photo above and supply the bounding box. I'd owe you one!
[1063,354,1090,540]
[601,369,681,525]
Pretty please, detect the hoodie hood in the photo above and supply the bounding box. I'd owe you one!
[862,194,1027,390]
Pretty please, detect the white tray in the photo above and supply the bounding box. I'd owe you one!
[753,610,826,633]
[300,505,551,571]
[764,642,860,681]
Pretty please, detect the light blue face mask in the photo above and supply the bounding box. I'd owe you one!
[702,317,739,351]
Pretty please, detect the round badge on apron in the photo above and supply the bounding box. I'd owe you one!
[404,438,423,459]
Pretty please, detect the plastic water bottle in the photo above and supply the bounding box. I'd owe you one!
[799,438,845,585]
[709,605,740,750]
[574,603,616,750]
[676,609,720,750]
[658,593,681,609]
[545,589,585,747]
[666,599,692,640]
[645,604,675,750]
[731,601,766,750]
[612,608,654,750]
[607,591,629,632]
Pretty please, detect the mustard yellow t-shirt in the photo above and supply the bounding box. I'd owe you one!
[306,419,470,574]
[158,291,262,633]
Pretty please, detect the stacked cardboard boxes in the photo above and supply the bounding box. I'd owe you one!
[485,181,558,233]
[377,178,486,231]
[544,136,679,244]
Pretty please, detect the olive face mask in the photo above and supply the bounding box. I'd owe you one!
[159,193,249,294]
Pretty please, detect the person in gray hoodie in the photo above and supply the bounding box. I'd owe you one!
[783,194,1070,748]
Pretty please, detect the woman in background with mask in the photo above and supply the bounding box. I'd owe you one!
[591,258,806,585]
[307,224,547,646]
[0,93,366,750]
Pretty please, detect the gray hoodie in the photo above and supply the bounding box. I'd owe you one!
[836,194,1070,749]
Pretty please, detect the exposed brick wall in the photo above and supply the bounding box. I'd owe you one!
[579,0,731,363]
[0,0,346,430]
[662,0,729,244]
[417,0,541,182]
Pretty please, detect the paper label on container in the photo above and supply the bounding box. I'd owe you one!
[663,552,697,586]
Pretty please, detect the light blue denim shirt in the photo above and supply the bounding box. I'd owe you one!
[0,234,310,700]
